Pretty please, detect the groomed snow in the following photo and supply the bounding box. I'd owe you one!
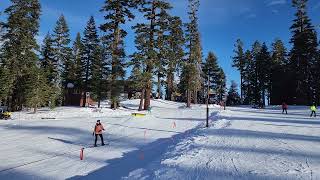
[0,99,211,180]
[1,101,320,180]
[123,106,320,180]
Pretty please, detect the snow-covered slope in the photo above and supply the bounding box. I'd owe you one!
[123,106,320,180]
[1,102,319,180]
[0,100,212,180]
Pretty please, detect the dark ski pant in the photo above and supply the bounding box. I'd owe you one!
[282,108,287,114]
[310,111,316,117]
[95,134,105,146]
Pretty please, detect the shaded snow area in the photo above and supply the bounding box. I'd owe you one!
[124,106,320,180]
[0,100,208,180]
[1,101,320,180]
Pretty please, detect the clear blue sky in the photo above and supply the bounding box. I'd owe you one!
[1,0,320,88]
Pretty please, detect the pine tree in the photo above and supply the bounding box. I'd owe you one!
[130,20,155,110]
[134,0,172,110]
[100,0,139,109]
[183,0,203,107]
[165,16,185,101]
[82,16,101,107]
[242,50,255,105]
[251,41,262,106]
[39,33,60,107]
[40,33,55,83]
[72,32,85,90]
[0,0,41,111]
[0,68,12,103]
[52,15,72,105]
[270,39,288,105]
[232,39,245,102]
[226,81,241,106]
[202,52,221,103]
[289,0,318,105]
[25,67,51,113]
[155,8,171,99]
[256,43,271,107]
[91,45,104,107]
[216,68,226,103]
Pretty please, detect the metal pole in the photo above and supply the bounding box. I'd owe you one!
[206,74,209,128]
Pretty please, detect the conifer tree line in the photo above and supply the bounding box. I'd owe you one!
[0,0,227,112]
[232,0,319,106]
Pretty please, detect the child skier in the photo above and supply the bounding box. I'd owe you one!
[310,105,317,117]
[282,102,288,114]
[93,120,105,147]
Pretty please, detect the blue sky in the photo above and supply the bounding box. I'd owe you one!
[1,0,320,88]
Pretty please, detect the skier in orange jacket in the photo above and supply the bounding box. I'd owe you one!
[93,120,105,147]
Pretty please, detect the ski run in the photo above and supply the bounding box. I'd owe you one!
[1,99,320,180]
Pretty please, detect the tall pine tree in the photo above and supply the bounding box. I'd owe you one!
[203,52,221,103]
[134,0,172,109]
[100,0,138,109]
[130,26,150,110]
[40,33,59,107]
[242,50,255,105]
[40,33,55,84]
[72,32,85,90]
[82,16,101,107]
[289,0,318,105]
[52,15,72,105]
[270,39,288,105]
[256,43,271,107]
[165,16,185,101]
[232,39,245,102]
[0,0,41,111]
[251,41,262,106]
[182,0,203,107]
[216,68,226,103]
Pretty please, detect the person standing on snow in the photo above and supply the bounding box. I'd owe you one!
[93,120,105,147]
[310,105,317,117]
[282,102,288,114]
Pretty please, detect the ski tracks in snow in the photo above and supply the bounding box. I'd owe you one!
[128,107,320,180]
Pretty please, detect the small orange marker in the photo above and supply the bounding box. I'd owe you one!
[80,148,84,160]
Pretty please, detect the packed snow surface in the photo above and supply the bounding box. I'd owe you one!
[1,100,320,180]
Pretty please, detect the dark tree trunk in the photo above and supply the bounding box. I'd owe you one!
[157,73,161,99]
[139,89,145,111]
[187,90,191,108]
[193,90,198,104]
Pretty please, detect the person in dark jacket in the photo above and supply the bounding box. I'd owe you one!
[282,102,288,114]
[93,120,105,147]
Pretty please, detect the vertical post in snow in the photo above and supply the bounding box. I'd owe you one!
[80,148,84,160]
[144,130,147,141]
[206,74,209,128]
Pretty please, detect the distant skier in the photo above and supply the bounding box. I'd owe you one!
[93,120,105,147]
[310,105,317,117]
[282,102,288,114]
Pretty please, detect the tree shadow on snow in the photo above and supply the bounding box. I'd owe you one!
[206,128,320,143]
[102,122,183,134]
[157,117,205,122]
[231,108,311,118]
[2,124,89,136]
[200,144,320,160]
[67,121,205,179]
[221,115,320,125]
[262,123,320,129]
